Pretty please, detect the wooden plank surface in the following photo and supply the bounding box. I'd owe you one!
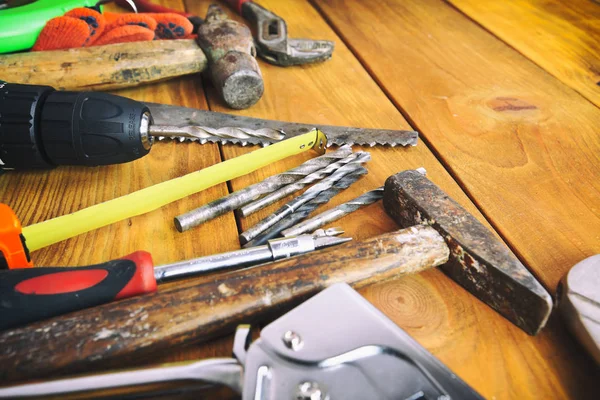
[314,0,600,291]
[186,1,595,399]
[0,0,598,398]
[0,0,239,372]
[447,0,600,108]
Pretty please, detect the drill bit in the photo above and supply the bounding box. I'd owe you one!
[281,187,384,237]
[149,125,285,147]
[239,152,370,217]
[174,146,353,232]
[147,103,420,148]
[239,153,371,244]
[243,168,367,247]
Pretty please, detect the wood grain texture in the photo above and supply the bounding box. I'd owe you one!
[0,226,449,382]
[0,39,206,91]
[0,0,238,369]
[182,1,599,398]
[447,0,600,108]
[314,0,600,292]
[1,0,597,398]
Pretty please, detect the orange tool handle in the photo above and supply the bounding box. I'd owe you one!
[0,204,32,269]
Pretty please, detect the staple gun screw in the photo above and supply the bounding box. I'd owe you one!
[297,381,326,400]
[282,330,304,351]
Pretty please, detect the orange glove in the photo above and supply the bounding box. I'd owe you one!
[32,8,194,51]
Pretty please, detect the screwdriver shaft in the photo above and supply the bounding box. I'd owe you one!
[153,246,274,283]
[154,233,348,283]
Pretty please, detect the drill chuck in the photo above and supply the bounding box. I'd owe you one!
[0,83,153,170]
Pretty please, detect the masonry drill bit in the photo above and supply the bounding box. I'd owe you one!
[239,152,369,217]
[243,168,367,247]
[281,187,384,237]
[149,125,285,146]
[174,146,353,232]
[239,153,371,244]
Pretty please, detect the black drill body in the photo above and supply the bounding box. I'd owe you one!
[0,83,152,170]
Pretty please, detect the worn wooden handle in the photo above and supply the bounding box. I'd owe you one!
[0,225,448,383]
[0,40,207,91]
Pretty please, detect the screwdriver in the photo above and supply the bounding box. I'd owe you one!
[0,82,284,170]
[0,228,350,331]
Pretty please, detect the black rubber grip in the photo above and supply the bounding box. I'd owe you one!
[40,91,152,166]
[0,83,153,169]
[0,252,157,331]
[0,83,55,169]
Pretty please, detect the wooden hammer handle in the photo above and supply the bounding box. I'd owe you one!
[0,225,448,383]
[0,40,207,91]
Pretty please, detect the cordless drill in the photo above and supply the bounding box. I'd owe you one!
[0,82,153,170]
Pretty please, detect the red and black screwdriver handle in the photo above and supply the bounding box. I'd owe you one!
[0,251,157,331]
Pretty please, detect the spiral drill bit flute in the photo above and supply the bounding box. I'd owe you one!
[239,153,371,244]
[174,146,354,232]
[239,151,370,217]
[281,187,385,237]
[243,168,368,247]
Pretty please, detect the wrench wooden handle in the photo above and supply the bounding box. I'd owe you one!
[0,225,448,383]
[0,40,207,91]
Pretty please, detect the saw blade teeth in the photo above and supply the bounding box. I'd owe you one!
[179,137,185,142]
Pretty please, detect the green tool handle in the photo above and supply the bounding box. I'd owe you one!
[0,0,98,54]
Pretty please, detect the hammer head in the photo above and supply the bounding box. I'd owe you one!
[196,5,264,109]
[383,170,553,335]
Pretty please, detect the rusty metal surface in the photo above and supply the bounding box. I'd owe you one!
[240,2,334,66]
[196,5,263,109]
[383,170,553,335]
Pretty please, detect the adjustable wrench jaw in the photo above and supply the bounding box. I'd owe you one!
[240,2,334,66]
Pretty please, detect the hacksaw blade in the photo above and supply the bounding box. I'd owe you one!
[146,103,418,147]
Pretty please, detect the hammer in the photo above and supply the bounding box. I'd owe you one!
[0,170,552,383]
[0,5,263,109]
